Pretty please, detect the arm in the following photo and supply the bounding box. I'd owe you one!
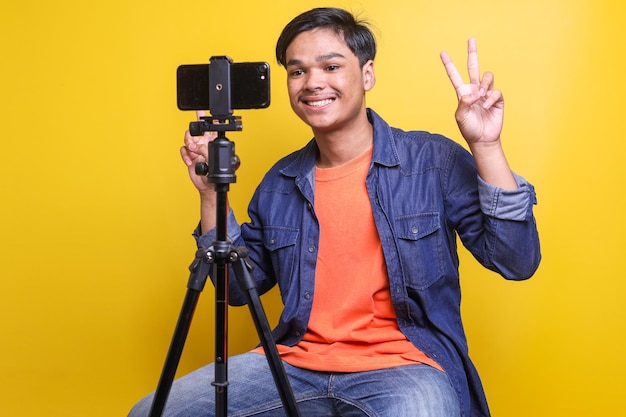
[440,40,540,278]
[180,110,219,234]
[447,147,541,280]
[440,38,518,190]
[183,110,278,305]
[183,111,253,304]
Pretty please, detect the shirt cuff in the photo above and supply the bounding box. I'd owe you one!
[192,210,242,248]
[478,173,537,221]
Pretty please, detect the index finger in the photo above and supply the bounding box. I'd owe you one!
[196,110,206,120]
[440,51,465,90]
[440,51,473,97]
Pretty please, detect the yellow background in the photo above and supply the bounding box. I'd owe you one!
[1,0,624,416]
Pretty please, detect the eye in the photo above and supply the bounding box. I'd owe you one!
[289,69,304,77]
[326,64,340,71]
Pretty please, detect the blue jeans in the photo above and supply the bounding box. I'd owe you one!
[128,352,460,417]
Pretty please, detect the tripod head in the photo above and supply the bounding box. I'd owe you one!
[192,115,242,187]
[190,113,242,186]
[194,127,241,188]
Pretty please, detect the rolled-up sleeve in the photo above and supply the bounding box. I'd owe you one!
[478,173,537,221]
[192,210,242,248]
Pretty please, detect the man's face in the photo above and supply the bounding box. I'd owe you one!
[284,28,375,134]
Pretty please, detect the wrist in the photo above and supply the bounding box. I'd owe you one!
[468,137,504,157]
[199,185,216,198]
[469,139,518,190]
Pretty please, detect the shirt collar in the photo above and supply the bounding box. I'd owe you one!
[281,108,400,179]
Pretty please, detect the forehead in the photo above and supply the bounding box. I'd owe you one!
[285,28,355,63]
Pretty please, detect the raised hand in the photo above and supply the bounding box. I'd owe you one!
[440,38,504,147]
[440,38,517,190]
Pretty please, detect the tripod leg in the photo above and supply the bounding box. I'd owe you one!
[148,249,213,417]
[212,258,228,417]
[230,248,301,417]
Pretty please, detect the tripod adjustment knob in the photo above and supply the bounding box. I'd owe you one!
[195,162,209,176]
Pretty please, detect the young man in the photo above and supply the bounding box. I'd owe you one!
[130,7,540,417]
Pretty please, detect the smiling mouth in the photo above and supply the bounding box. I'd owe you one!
[304,98,335,107]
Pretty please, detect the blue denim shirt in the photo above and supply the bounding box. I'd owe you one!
[195,109,541,417]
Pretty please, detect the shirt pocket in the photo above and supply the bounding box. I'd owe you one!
[262,226,300,287]
[394,212,444,290]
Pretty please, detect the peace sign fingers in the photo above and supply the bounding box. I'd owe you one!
[441,37,484,99]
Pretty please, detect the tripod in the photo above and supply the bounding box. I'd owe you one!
[147,113,300,417]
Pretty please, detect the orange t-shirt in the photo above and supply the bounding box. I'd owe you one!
[257,146,441,372]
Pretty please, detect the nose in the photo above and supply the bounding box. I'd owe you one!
[303,68,326,91]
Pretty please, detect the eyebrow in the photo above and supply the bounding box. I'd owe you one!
[286,52,347,67]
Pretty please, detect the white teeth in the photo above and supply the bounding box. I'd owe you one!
[307,99,334,107]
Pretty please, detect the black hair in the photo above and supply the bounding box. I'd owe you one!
[275,7,377,68]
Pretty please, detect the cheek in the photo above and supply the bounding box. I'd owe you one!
[286,83,303,114]
[341,73,364,93]
[286,81,299,101]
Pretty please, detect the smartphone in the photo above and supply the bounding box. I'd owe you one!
[177,61,270,111]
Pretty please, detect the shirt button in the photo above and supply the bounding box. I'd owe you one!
[308,246,316,253]
[294,331,301,337]
[411,226,419,234]
[304,292,311,299]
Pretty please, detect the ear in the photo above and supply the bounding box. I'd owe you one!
[362,60,376,91]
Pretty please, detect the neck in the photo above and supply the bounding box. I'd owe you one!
[313,113,374,168]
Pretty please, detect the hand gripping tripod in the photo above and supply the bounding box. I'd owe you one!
[148,57,300,417]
